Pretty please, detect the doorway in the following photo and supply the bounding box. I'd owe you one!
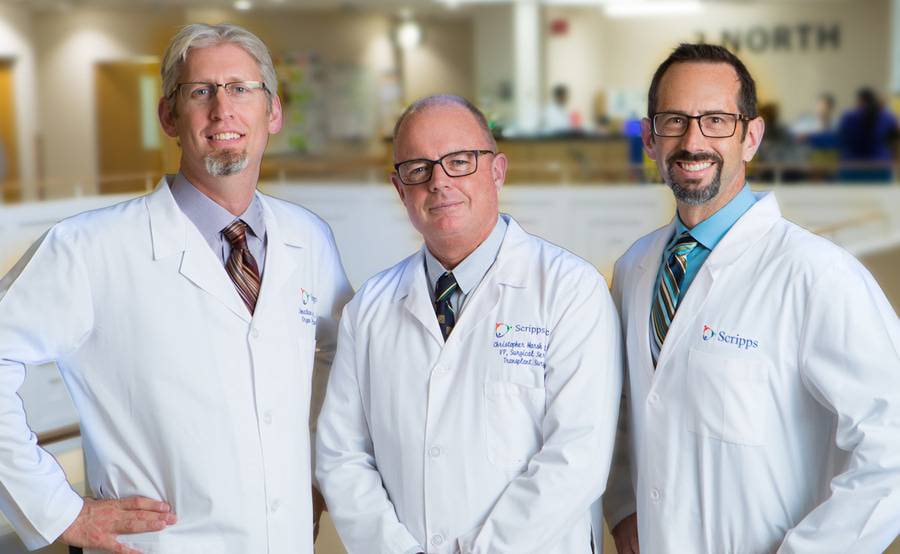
[95,60,176,194]
[0,60,20,202]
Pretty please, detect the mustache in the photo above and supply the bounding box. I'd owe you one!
[666,150,723,165]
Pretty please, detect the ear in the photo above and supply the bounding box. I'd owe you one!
[158,97,179,138]
[490,152,508,193]
[268,93,284,134]
[390,172,407,203]
[741,116,766,163]
[640,117,657,161]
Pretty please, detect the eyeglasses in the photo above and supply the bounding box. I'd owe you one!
[652,112,754,138]
[394,149,495,185]
[172,81,268,105]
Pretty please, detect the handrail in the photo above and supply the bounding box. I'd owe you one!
[810,210,891,236]
[36,423,81,446]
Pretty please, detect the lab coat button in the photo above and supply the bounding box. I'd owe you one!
[428,446,442,458]
[270,499,280,512]
[431,534,444,546]
[263,411,273,425]
[650,488,661,501]
[251,327,260,339]
[648,393,660,405]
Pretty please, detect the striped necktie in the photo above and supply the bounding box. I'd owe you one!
[222,219,261,315]
[435,272,458,341]
[650,232,698,365]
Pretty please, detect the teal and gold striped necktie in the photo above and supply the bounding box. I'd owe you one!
[435,272,458,341]
[650,232,697,366]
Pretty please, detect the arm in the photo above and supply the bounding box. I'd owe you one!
[315,309,422,554]
[458,271,624,554]
[0,228,175,550]
[778,258,900,553]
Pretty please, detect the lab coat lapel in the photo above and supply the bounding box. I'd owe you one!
[397,249,445,346]
[147,176,251,323]
[632,223,674,382]
[448,217,528,344]
[253,194,303,319]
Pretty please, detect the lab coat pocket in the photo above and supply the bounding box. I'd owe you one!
[686,348,770,447]
[484,380,545,470]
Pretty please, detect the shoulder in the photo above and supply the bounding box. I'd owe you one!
[766,218,868,282]
[345,252,418,314]
[49,193,151,245]
[614,224,670,277]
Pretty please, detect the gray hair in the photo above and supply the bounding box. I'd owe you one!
[392,94,497,154]
[161,23,278,114]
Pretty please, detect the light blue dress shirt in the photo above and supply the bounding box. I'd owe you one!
[169,173,267,274]
[424,214,508,318]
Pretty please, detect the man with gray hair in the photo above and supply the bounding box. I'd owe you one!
[316,94,622,553]
[0,23,351,553]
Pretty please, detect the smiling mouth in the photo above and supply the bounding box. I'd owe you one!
[675,160,715,173]
[207,132,244,142]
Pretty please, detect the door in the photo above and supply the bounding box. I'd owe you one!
[0,60,20,202]
[95,61,176,194]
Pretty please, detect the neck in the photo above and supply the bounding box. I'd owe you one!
[426,221,496,271]
[182,165,258,216]
[676,177,745,229]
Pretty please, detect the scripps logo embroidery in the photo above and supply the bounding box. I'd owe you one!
[702,324,759,350]
[495,323,513,338]
[301,288,318,306]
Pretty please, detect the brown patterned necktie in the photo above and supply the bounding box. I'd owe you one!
[222,219,261,314]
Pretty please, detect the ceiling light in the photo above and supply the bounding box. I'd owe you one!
[234,0,253,11]
[396,20,422,49]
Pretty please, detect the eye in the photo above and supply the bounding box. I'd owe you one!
[230,84,250,95]
[190,86,211,98]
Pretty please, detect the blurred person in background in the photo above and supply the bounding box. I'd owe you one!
[543,83,575,134]
[0,23,351,553]
[791,92,837,137]
[316,94,622,554]
[838,87,899,182]
[605,43,900,554]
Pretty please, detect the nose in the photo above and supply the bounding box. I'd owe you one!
[426,163,454,192]
[209,87,234,120]
[679,117,707,151]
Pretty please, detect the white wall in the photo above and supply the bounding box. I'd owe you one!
[33,8,182,198]
[545,0,890,124]
[0,3,38,200]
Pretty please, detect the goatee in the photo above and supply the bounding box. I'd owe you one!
[204,149,248,177]
[665,150,723,206]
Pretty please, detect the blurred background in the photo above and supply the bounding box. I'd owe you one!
[0,0,898,551]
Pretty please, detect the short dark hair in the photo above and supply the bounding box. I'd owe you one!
[392,94,497,156]
[647,43,758,119]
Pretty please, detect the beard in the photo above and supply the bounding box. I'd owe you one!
[204,149,248,177]
[664,149,724,206]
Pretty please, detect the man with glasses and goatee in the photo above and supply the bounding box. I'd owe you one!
[316,94,623,554]
[604,43,900,554]
[0,23,351,553]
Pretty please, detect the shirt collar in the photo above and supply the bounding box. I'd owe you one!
[170,172,266,242]
[425,215,508,296]
[674,184,756,251]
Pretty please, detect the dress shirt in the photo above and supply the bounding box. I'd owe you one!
[170,172,267,273]
[424,216,507,317]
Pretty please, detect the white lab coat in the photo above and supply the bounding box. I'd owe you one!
[316,215,622,554]
[603,192,900,553]
[0,177,352,553]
